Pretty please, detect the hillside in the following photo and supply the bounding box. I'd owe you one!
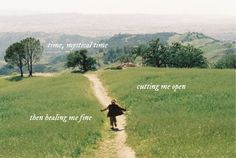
[0,32,104,73]
[0,32,177,74]
[168,32,236,62]
[103,32,236,63]
[101,32,176,46]
[0,73,104,157]
[0,32,103,56]
[0,32,235,75]
[99,67,235,158]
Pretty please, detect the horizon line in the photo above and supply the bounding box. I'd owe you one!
[0,11,236,16]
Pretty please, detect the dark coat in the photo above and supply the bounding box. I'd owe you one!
[107,103,126,117]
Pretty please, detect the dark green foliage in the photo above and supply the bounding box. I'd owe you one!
[214,53,236,69]
[102,33,176,63]
[103,46,134,63]
[21,37,43,77]
[142,39,168,67]
[167,43,208,68]
[4,37,43,77]
[66,49,96,72]
[4,42,25,77]
[133,39,208,68]
[132,44,149,65]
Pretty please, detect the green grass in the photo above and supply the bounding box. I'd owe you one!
[0,73,104,158]
[99,67,235,158]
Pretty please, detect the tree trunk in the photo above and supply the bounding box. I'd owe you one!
[30,60,33,77]
[156,58,160,67]
[27,61,31,77]
[19,67,23,77]
[83,63,87,72]
[19,60,24,77]
[82,59,87,72]
[28,56,33,77]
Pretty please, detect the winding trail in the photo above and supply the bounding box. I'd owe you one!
[84,73,135,158]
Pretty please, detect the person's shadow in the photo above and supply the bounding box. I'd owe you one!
[110,128,124,132]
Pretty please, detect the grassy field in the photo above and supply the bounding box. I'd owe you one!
[99,67,235,158]
[0,73,104,158]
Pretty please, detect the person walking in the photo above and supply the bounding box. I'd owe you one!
[101,99,126,130]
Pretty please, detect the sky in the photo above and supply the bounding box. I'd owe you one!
[0,0,235,15]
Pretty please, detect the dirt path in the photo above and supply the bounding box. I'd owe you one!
[33,72,55,77]
[84,73,135,158]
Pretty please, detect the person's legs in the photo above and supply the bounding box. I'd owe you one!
[110,116,114,127]
[110,116,117,128]
[114,117,117,127]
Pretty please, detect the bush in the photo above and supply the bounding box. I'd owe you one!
[214,53,236,69]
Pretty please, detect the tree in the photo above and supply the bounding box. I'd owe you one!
[119,54,135,63]
[119,47,136,63]
[66,49,96,72]
[214,53,236,69]
[4,42,26,77]
[184,44,208,68]
[167,42,182,67]
[132,44,148,66]
[141,39,169,67]
[168,43,207,68]
[132,40,208,68]
[21,37,43,77]
[173,44,207,68]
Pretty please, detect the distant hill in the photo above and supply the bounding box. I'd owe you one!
[0,32,102,56]
[0,32,235,74]
[168,32,236,62]
[102,32,235,62]
[0,31,104,68]
[101,32,176,46]
[0,14,235,40]
[0,32,103,73]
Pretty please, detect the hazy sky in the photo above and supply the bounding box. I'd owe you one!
[0,0,235,15]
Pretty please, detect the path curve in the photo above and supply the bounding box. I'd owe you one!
[84,73,135,158]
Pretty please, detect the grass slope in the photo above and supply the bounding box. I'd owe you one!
[169,32,236,62]
[99,67,235,158]
[0,73,104,158]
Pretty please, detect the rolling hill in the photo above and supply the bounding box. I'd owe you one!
[0,32,235,75]
[102,32,236,63]
[168,32,236,62]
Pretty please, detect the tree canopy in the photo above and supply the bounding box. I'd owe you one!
[4,42,25,77]
[214,53,236,69]
[21,37,43,77]
[66,49,96,72]
[132,39,208,68]
[4,37,43,77]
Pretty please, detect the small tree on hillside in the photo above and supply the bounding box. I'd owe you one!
[21,37,43,77]
[141,39,169,67]
[131,44,148,66]
[169,43,207,68]
[66,49,96,72]
[214,53,236,69]
[4,42,26,77]
[132,41,208,68]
